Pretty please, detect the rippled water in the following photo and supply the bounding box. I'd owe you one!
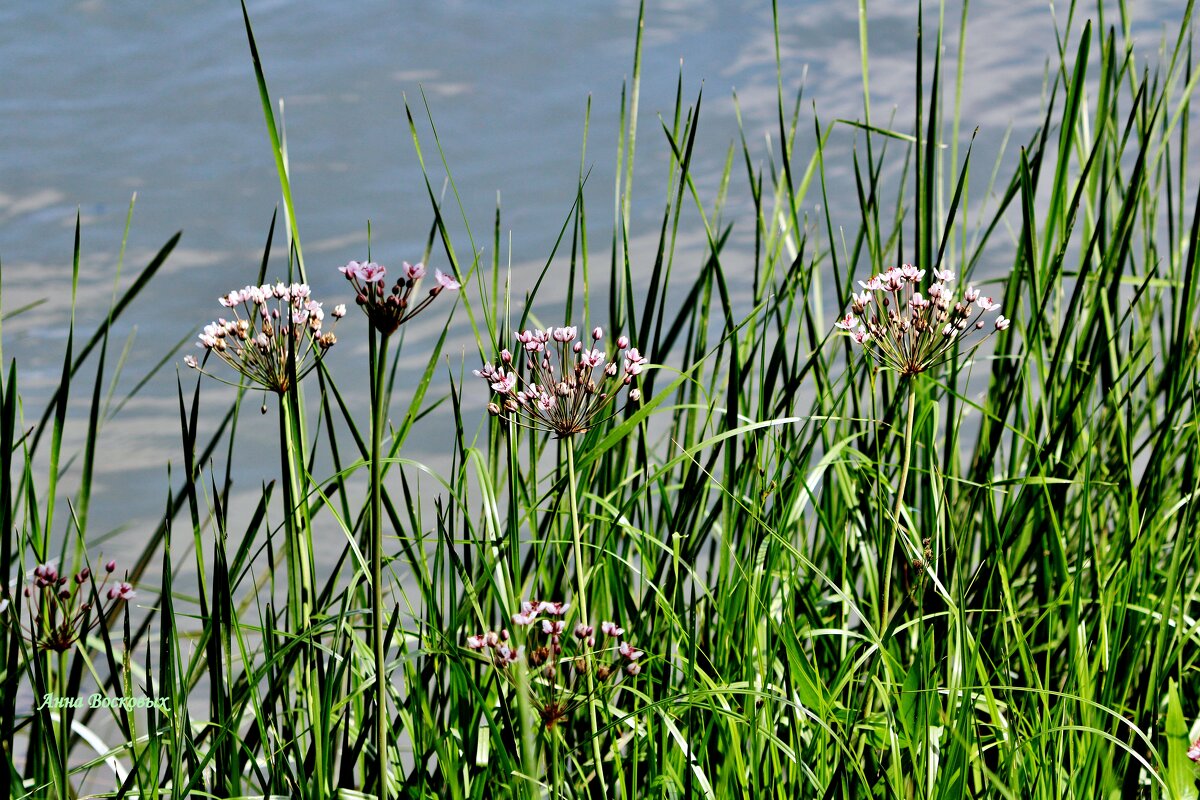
[0,0,1188,560]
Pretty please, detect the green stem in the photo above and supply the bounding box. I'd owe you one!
[56,651,68,800]
[564,437,608,796]
[279,392,323,791]
[370,330,391,799]
[278,395,314,630]
[551,727,562,799]
[564,438,589,617]
[882,380,916,627]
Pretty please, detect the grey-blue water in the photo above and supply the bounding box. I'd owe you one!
[0,1,1188,570]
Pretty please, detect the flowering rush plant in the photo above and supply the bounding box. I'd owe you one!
[466,600,644,729]
[835,264,1009,376]
[14,560,134,652]
[338,260,459,335]
[475,326,646,437]
[185,281,343,393]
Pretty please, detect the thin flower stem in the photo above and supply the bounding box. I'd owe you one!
[882,380,916,626]
[551,727,562,798]
[564,437,608,797]
[278,391,325,791]
[278,394,314,630]
[370,329,391,800]
[564,437,589,623]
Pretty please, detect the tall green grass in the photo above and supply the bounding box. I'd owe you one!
[2,0,1199,797]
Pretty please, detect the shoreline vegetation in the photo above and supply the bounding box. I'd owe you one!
[3,0,1200,797]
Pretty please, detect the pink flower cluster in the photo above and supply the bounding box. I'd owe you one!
[466,599,645,729]
[475,326,646,437]
[22,559,133,652]
[186,281,342,393]
[835,264,1008,376]
[338,260,458,335]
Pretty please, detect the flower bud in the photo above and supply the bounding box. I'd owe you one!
[105,560,117,574]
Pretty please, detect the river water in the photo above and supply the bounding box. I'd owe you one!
[0,0,1190,574]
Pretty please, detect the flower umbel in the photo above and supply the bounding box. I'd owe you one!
[186,282,339,393]
[837,264,1006,376]
[338,260,458,335]
[475,326,645,437]
[20,560,133,652]
[466,599,643,729]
